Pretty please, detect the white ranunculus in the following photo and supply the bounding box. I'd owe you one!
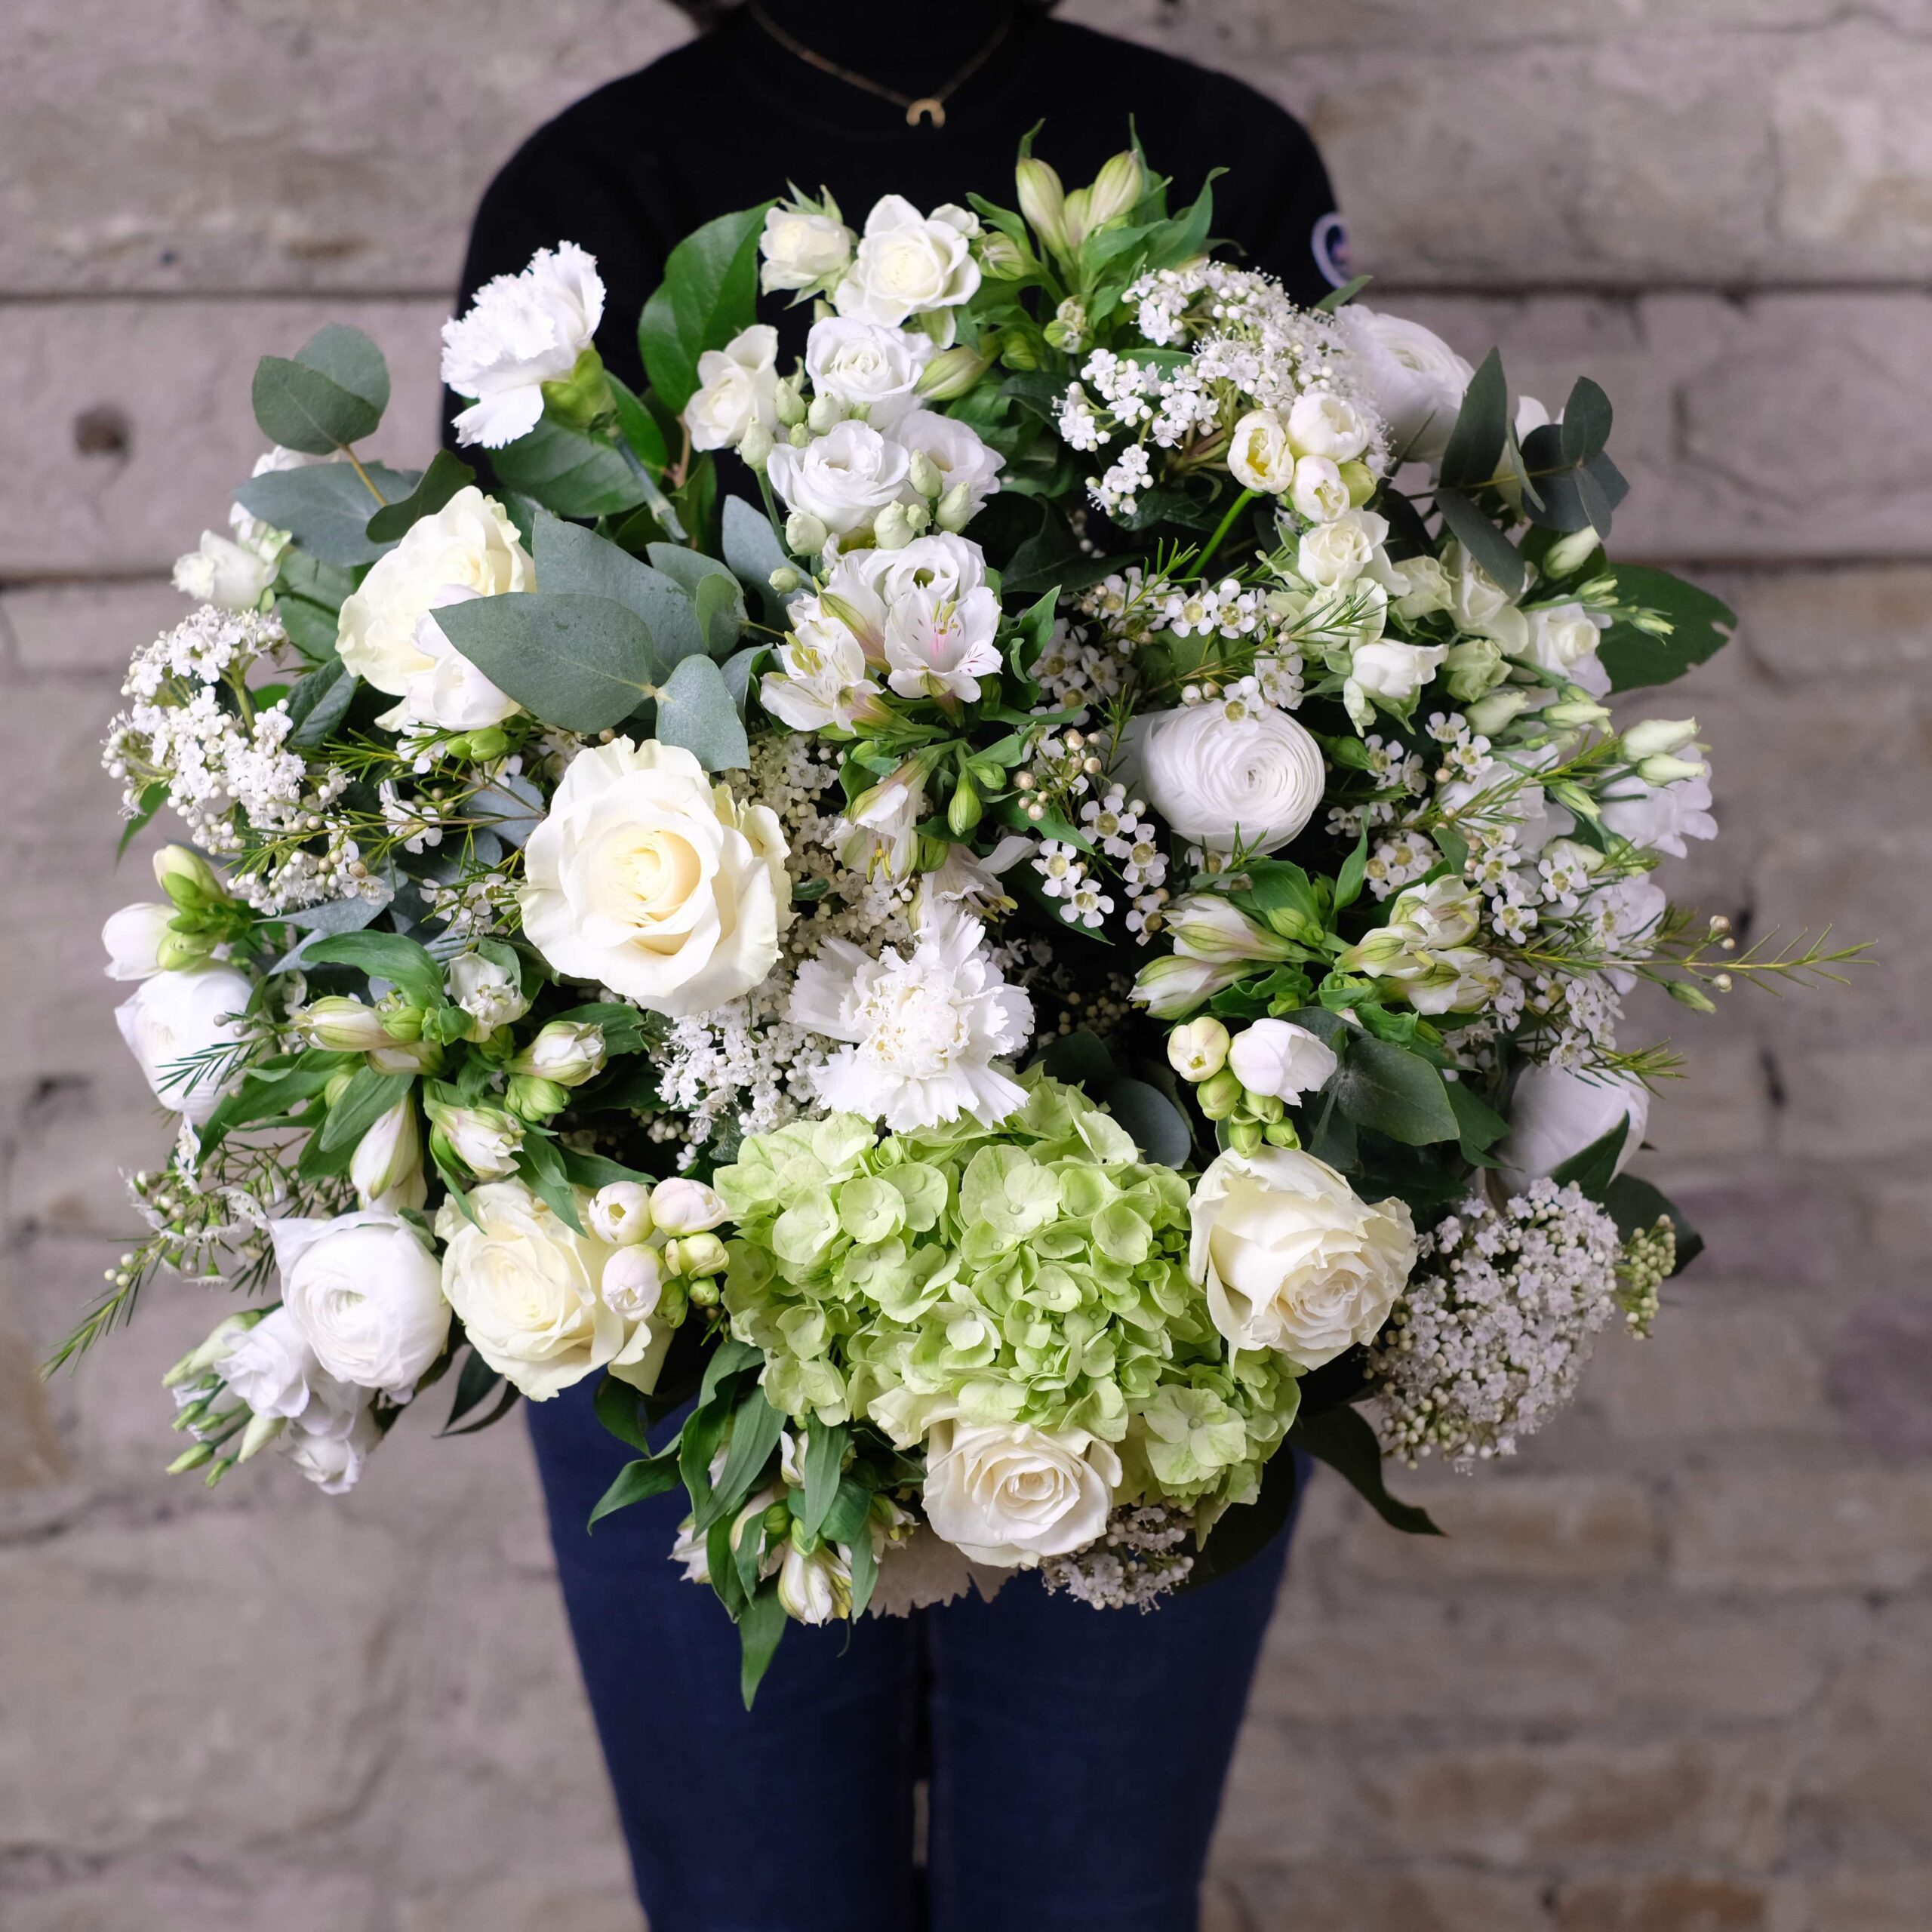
[921,1420,1121,1568]
[520,738,791,1018]
[834,196,981,332]
[1189,1146,1417,1369]
[760,203,854,293]
[767,420,913,540]
[115,965,253,1124]
[337,487,533,697]
[216,1306,340,1421]
[649,1177,728,1237]
[103,902,175,981]
[1337,306,1475,466]
[1496,1063,1651,1198]
[1287,391,1373,463]
[1123,703,1327,855]
[1515,601,1608,678]
[442,240,605,449]
[588,1181,655,1247]
[281,1396,381,1495]
[1227,409,1296,494]
[1290,455,1351,525]
[445,950,529,1032]
[1298,507,1389,589]
[1598,768,1718,858]
[349,1098,427,1213]
[172,529,278,611]
[377,589,522,733]
[685,324,781,452]
[1227,1020,1339,1104]
[435,1179,660,1399]
[599,1243,666,1321]
[272,1210,451,1400]
[804,318,931,431]
[891,411,1004,520]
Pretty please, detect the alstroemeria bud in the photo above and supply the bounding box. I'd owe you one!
[778,1537,852,1626]
[426,1099,524,1180]
[1168,1017,1231,1083]
[589,1180,655,1246]
[1015,158,1069,254]
[1621,716,1700,761]
[298,996,391,1051]
[650,1177,728,1237]
[377,989,425,1041]
[512,1020,607,1088]
[368,1039,442,1075]
[975,232,1029,280]
[152,844,226,906]
[1086,149,1145,229]
[505,1073,569,1121]
[1060,186,1093,251]
[916,344,992,399]
[350,1097,426,1212]
[947,772,983,835]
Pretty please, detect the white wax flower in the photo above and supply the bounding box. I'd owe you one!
[891,411,1004,520]
[1227,1020,1339,1103]
[337,488,533,697]
[520,738,791,1019]
[685,323,781,451]
[833,196,980,332]
[271,1209,451,1400]
[1337,306,1474,465]
[102,902,174,981]
[1496,1063,1652,1198]
[441,241,605,448]
[114,965,253,1124]
[804,318,932,431]
[760,202,854,294]
[789,901,1033,1132]
[1287,391,1372,464]
[1123,703,1326,854]
[921,1420,1120,1569]
[1226,409,1296,494]
[767,420,913,541]
[1189,1146,1417,1369]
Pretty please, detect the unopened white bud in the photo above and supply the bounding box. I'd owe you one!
[935,481,974,533]
[908,451,945,499]
[1637,752,1708,784]
[873,502,916,550]
[1168,1016,1231,1083]
[649,1177,728,1237]
[589,1180,655,1246]
[738,420,775,472]
[785,509,828,555]
[1621,716,1700,761]
[806,392,844,435]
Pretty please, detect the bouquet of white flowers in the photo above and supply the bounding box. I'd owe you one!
[67,141,1860,1700]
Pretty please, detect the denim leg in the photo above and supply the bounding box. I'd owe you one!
[922,1457,1312,1932]
[525,1382,924,1932]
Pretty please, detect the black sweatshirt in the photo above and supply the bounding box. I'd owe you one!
[448,1,1345,415]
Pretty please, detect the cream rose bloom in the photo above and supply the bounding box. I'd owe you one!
[760,203,854,294]
[685,324,781,452]
[337,487,533,696]
[834,196,981,331]
[436,1180,663,1399]
[1189,1146,1417,1369]
[1123,703,1327,855]
[520,738,791,1017]
[921,1420,1121,1568]
[270,1209,451,1399]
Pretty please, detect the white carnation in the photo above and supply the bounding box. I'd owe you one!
[441,241,605,449]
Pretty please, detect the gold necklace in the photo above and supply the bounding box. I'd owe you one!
[747,2,1015,128]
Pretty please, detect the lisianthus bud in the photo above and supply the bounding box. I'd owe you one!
[873,502,917,550]
[599,1243,665,1320]
[1544,698,1613,729]
[1443,638,1507,703]
[1197,1069,1244,1121]
[785,509,828,555]
[1544,528,1603,577]
[1086,149,1145,229]
[1168,1017,1231,1082]
[650,1177,728,1237]
[512,1020,607,1088]
[908,451,945,499]
[774,376,808,428]
[426,1099,523,1179]
[1637,751,1708,784]
[934,481,974,534]
[236,1411,287,1463]
[916,344,992,400]
[153,844,226,908]
[768,565,801,595]
[1015,158,1069,254]
[1621,716,1700,760]
[1466,688,1532,737]
[298,996,392,1051]
[505,1073,569,1121]
[806,392,844,435]
[738,420,775,472]
[589,1180,655,1246]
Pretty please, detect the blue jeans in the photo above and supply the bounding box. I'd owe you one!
[526,1381,1303,1932]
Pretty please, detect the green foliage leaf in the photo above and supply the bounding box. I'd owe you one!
[365,449,475,543]
[516,1133,586,1234]
[1438,348,1508,493]
[530,512,691,676]
[637,204,771,414]
[797,1422,850,1543]
[1038,1029,1117,1090]
[1596,565,1737,691]
[1184,1426,1305,1591]
[317,1066,412,1154]
[1333,829,1370,912]
[251,325,390,454]
[700,1386,785,1534]
[1603,1173,1704,1275]
[235,463,417,568]
[285,659,358,748]
[1433,487,1525,598]
[721,494,793,629]
[737,1580,788,1709]
[605,371,671,474]
[1561,377,1614,468]
[306,930,444,1007]
[1444,1078,1508,1164]
[654,651,750,770]
[1549,1115,1632,1202]
[588,1451,681,1527]
[433,592,660,734]
[438,1346,506,1435]
[1333,1038,1460,1146]
[1291,1404,1442,1536]
[1315,273,1374,314]
[1100,1076,1192,1168]
[489,419,645,520]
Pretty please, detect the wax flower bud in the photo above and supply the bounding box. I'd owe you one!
[1168,1017,1231,1083]
[1015,157,1070,254]
[650,1177,729,1237]
[512,1020,607,1088]
[298,996,392,1051]
[589,1180,655,1246]
[1086,149,1144,229]
[1621,716,1700,761]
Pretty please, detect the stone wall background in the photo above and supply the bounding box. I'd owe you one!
[3,2,1927,1926]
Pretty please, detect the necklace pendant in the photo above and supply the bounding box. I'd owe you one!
[906,97,946,128]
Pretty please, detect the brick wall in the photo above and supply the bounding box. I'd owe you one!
[2,4,1926,1926]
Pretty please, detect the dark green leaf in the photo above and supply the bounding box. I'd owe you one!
[235,463,417,568]
[118,780,166,860]
[285,660,358,748]
[1100,1076,1192,1168]
[594,1371,657,1454]
[1433,487,1525,598]
[1444,1078,1508,1164]
[703,1387,785,1531]
[530,513,691,675]
[737,1580,788,1709]
[798,1422,850,1543]
[365,449,475,543]
[306,930,444,1007]
[251,325,390,454]
[1315,273,1374,314]
[1438,349,1508,492]
[588,1451,681,1527]
[654,651,750,770]
[1560,377,1613,468]
[1332,1037,1460,1146]
[439,1380,521,1438]
[1596,565,1737,691]
[637,204,772,414]
[434,592,660,734]
[318,1067,412,1153]
[490,419,645,520]
[1603,1174,1704,1275]
[517,1134,586,1234]
[1037,1029,1117,1090]
[1549,1115,1632,1201]
[1291,1404,1441,1536]
[1184,1423,1305,1592]
[605,371,670,473]
[439,1346,506,1435]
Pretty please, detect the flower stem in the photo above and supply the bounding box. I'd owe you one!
[1193,488,1257,579]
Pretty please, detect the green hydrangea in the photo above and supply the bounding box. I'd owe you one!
[714,1072,1299,1515]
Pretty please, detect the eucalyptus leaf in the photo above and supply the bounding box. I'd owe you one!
[1560,377,1614,467]
[489,419,645,520]
[365,449,475,543]
[720,494,793,627]
[279,893,388,937]
[694,568,746,659]
[468,771,546,848]
[1438,348,1509,493]
[1332,1037,1460,1146]
[251,325,390,454]
[637,204,773,414]
[531,513,687,675]
[434,592,661,734]
[1100,1076,1192,1168]
[1433,487,1525,597]
[235,463,417,568]
[285,660,358,747]
[654,651,750,770]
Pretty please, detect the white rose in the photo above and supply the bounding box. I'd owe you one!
[281,1397,381,1495]
[1337,306,1475,466]
[445,951,529,1032]
[1227,409,1296,494]
[767,420,913,540]
[1123,704,1327,855]
[891,411,1004,519]
[1298,507,1389,589]
[1496,1063,1651,1198]
[172,529,277,611]
[349,1097,427,1213]
[216,1306,342,1421]
[441,240,605,449]
[377,589,522,733]
[648,1176,729,1236]
[114,965,253,1124]
[760,203,854,294]
[1349,638,1448,704]
[271,1210,450,1399]
[435,1179,660,1399]
[1227,1020,1339,1103]
[337,487,534,696]
[1515,600,1609,677]
[1287,391,1373,463]
[521,737,791,1018]
[599,1244,665,1321]
[685,324,781,452]
[804,318,931,432]
[833,196,981,331]
[1290,455,1351,525]
[102,902,174,981]
[1189,1146,1417,1368]
[1447,543,1530,655]
[921,1420,1121,1568]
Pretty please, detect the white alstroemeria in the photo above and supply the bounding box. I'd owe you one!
[374,589,522,734]
[102,902,176,981]
[171,528,278,612]
[761,583,890,734]
[350,1097,427,1213]
[445,950,529,1032]
[1598,766,1718,858]
[839,762,930,881]
[685,324,782,452]
[115,965,254,1124]
[1337,306,1474,465]
[767,420,913,542]
[921,834,1035,915]
[881,580,1004,703]
[804,318,932,431]
[760,198,855,294]
[789,900,1033,1131]
[441,242,605,449]
[833,196,981,335]
[891,411,1005,520]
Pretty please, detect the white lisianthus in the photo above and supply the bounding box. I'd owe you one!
[649,1177,729,1237]
[270,1209,451,1400]
[834,196,981,333]
[588,1181,655,1246]
[445,951,529,1032]
[789,901,1033,1131]
[1515,601,1610,679]
[767,420,913,541]
[441,241,605,449]
[281,1398,381,1496]
[760,202,854,294]
[1227,1020,1339,1104]
[1189,1146,1417,1368]
[349,1097,427,1213]
[1290,456,1351,525]
[520,738,791,1018]
[921,1420,1121,1569]
[1346,638,1450,725]
[1447,543,1530,656]
[216,1306,344,1421]
[114,965,253,1124]
[1337,307,1474,465]
[1226,409,1296,494]
[102,902,175,981]
[435,1179,662,1399]
[171,529,277,612]
[891,411,1005,521]
[1598,768,1718,858]
[1496,1063,1652,1198]
[881,580,1004,703]
[854,532,987,611]
[1122,703,1326,854]
[1297,507,1389,589]
[377,589,523,733]
[1392,553,1454,620]
[1287,391,1373,464]
[337,488,533,697]
[804,318,932,431]
[685,324,781,452]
